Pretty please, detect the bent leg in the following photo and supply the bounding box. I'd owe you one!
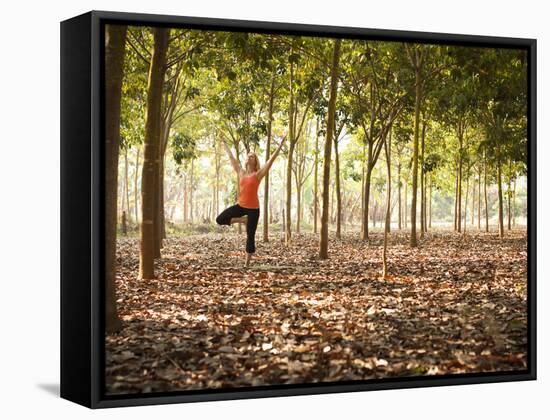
[216,204,244,226]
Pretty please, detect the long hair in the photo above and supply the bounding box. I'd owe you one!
[246,152,261,173]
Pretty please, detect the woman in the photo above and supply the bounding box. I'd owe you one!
[216,134,287,267]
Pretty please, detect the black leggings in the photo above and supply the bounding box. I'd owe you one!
[216,204,260,253]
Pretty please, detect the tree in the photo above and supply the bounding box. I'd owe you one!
[313,117,321,233]
[320,38,342,259]
[139,27,169,280]
[477,48,527,238]
[292,119,315,232]
[284,39,324,245]
[343,41,407,241]
[105,24,127,333]
[382,126,393,277]
[405,43,425,247]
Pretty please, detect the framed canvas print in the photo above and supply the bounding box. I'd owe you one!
[60,10,536,409]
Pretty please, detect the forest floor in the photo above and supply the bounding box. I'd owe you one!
[105,227,528,395]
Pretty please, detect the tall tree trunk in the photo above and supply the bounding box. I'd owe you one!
[285,58,295,245]
[313,118,319,234]
[478,164,481,230]
[463,174,469,234]
[139,27,169,280]
[105,24,127,333]
[428,174,432,228]
[382,128,392,277]
[134,146,140,225]
[190,158,194,223]
[361,146,373,241]
[342,185,347,232]
[334,135,342,239]
[235,144,243,235]
[471,171,475,226]
[512,177,517,226]
[320,39,341,259]
[410,64,421,247]
[497,154,504,238]
[296,184,302,233]
[286,139,294,243]
[484,150,489,232]
[159,141,169,241]
[214,138,220,219]
[122,211,127,235]
[420,114,426,237]
[404,181,408,229]
[152,145,161,258]
[330,174,335,225]
[454,163,458,231]
[124,147,131,224]
[397,163,402,230]
[457,129,463,233]
[423,174,428,232]
[281,163,286,237]
[507,159,512,230]
[263,71,276,242]
[183,173,188,223]
[360,142,366,234]
[157,157,165,250]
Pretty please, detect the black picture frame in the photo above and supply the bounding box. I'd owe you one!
[60,9,537,409]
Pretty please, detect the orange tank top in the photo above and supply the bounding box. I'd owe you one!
[238,173,260,209]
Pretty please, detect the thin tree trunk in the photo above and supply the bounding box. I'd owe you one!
[484,150,489,232]
[124,147,131,224]
[334,135,342,239]
[404,181,408,229]
[361,146,373,241]
[463,174,469,234]
[429,174,432,228]
[360,142,366,234]
[382,129,392,277]
[320,39,341,259]
[158,157,166,247]
[122,211,127,235]
[134,146,140,225]
[105,24,127,333]
[397,162,402,230]
[313,118,319,234]
[507,159,512,230]
[497,154,504,238]
[139,27,169,280]
[471,171,475,226]
[410,64,421,247]
[285,58,295,245]
[183,173,188,223]
[420,114,426,237]
[478,163,481,230]
[454,163,458,231]
[215,138,220,218]
[296,184,302,233]
[190,158,194,222]
[457,130,463,233]
[263,71,276,242]
[330,174,335,225]
[512,177,517,226]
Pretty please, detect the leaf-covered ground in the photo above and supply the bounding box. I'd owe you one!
[105,227,528,395]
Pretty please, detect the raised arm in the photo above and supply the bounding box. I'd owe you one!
[256,133,287,181]
[221,136,244,176]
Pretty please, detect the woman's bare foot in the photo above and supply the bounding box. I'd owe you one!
[244,253,252,268]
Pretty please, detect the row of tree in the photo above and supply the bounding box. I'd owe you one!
[104,25,527,332]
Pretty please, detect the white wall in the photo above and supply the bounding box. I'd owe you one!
[1,0,546,418]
